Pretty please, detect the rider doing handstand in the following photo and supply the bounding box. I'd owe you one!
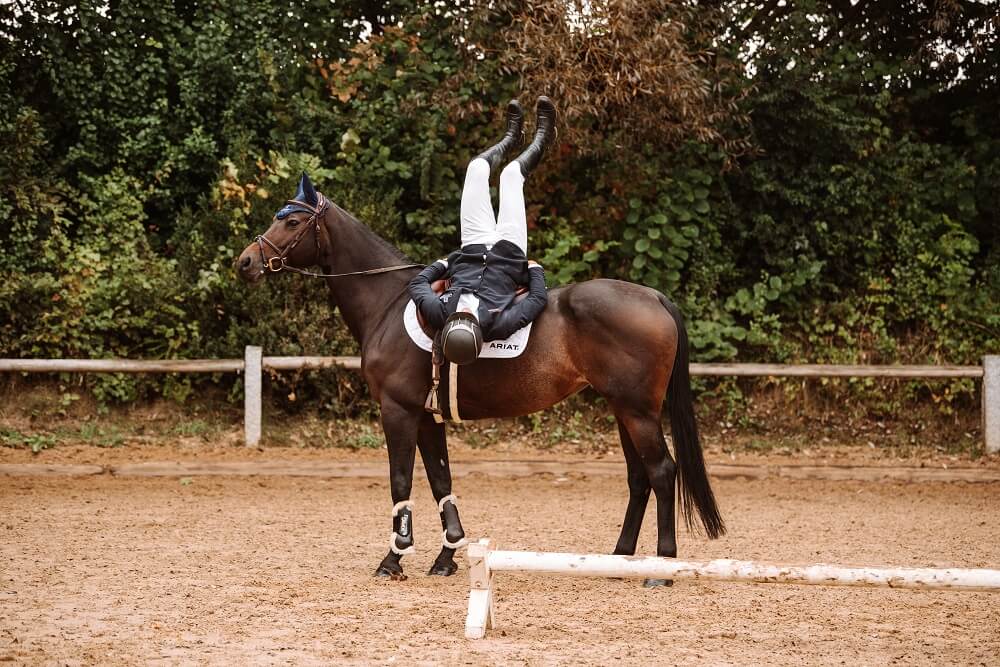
[409,97,556,364]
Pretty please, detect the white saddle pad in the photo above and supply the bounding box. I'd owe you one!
[403,300,531,358]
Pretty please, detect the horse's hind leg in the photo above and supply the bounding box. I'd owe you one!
[417,414,467,576]
[612,421,651,556]
[615,409,677,588]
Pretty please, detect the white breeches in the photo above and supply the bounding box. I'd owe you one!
[459,158,527,254]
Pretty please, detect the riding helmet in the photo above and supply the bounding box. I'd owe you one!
[441,311,483,366]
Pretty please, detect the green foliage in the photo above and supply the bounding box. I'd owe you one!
[0,427,57,454]
[348,428,383,450]
[727,12,997,372]
[538,223,617,286]
[0,0,996,415]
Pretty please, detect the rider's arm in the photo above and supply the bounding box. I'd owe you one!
[487,263,547,341]
[408,259,449,330]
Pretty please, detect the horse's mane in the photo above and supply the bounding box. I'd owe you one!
[329,202,412,263]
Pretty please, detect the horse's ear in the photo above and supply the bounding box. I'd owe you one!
[296,172,319,206]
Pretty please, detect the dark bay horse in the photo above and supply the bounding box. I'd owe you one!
[236,190,725,584]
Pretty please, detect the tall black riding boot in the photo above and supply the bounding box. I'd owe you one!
[475,99,525,173]
[515,96,557,177]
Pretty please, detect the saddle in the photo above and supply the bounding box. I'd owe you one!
[421,279,530,424]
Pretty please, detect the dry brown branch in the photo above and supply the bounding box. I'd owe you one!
[486,0,751,157]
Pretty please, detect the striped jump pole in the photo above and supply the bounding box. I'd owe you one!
[465,538,1000,639]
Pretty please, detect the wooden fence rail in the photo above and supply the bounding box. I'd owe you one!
[1,350,997,453]
[690,363,984,378]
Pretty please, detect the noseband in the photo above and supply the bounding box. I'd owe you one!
[255,193,419,278]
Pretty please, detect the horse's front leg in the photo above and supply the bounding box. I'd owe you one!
[417,414,467,576]
[374,399,421,580]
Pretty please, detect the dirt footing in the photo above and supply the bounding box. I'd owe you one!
[2,474,999,664]
[2,459,999,483]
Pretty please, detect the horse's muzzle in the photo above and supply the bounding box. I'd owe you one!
[236,246,264,284]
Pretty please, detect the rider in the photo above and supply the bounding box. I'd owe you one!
[409,97,556,364]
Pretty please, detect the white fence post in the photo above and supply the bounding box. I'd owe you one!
[244,345,262,448]
[984,356,999,454]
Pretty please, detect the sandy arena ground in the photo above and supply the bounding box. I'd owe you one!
[2,467,999,665]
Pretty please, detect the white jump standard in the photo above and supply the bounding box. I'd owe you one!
[464,538,1000,639]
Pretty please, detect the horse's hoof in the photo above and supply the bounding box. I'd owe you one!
[642,578,674,588]
[375,565,407,581]
[428,560,459,576]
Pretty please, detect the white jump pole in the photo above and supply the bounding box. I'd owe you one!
[465,538,1000,639]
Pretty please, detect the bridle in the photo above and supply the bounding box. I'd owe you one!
[255,192,419,278]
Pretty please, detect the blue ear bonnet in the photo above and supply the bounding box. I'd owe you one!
[275,203,310,219]
[275,172,320,219]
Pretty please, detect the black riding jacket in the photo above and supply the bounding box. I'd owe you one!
[408,239,548,342]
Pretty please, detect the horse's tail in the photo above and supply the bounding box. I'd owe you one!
[658,293,726,539]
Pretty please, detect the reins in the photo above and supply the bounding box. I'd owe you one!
[255,193,420,278]
[278,262,423,279]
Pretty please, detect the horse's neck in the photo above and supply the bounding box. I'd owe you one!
[320,211,413,350]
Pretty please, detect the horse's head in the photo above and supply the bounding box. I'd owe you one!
[236,172,329,284]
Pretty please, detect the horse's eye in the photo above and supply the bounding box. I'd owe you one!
[287,218,300,227]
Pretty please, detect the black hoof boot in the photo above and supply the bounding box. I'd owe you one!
[375,552,407,581]
[428,547,459,576]
[475,99,525,173]
[642,578,674,588]
[515,96,557,177]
